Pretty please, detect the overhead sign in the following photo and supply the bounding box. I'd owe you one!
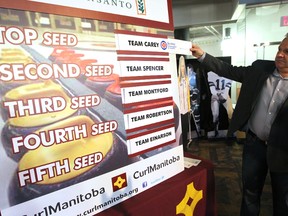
[0,0,174,30]
[281,16,288,26]
[239,0,276,4]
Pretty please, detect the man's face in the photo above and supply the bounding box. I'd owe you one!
[275,38,288,75]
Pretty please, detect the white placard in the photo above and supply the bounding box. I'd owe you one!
[124,105,174,129]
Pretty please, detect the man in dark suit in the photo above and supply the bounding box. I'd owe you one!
[190,33,288,216]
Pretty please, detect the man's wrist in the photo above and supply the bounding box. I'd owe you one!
[198,52,206,62]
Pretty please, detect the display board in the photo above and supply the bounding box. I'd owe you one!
[0,1,190,215]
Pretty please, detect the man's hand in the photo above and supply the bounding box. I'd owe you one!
[190,44,204,58]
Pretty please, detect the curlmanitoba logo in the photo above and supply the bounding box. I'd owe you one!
[112,173,128,192]
[176,182,203,216]
[135,0,146,15]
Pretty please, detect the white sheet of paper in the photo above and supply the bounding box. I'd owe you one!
[184,157,201,168]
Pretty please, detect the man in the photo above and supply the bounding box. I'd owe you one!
[188,64,201,136]
[207,71,232,137]
[190,33,288,216]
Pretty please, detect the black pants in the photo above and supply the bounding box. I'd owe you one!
[181,113,189,151]
[241,131,288,216]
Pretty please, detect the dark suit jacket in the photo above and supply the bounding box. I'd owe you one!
[202,53,288,172]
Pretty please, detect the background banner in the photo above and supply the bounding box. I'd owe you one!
[0,1,187,215]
